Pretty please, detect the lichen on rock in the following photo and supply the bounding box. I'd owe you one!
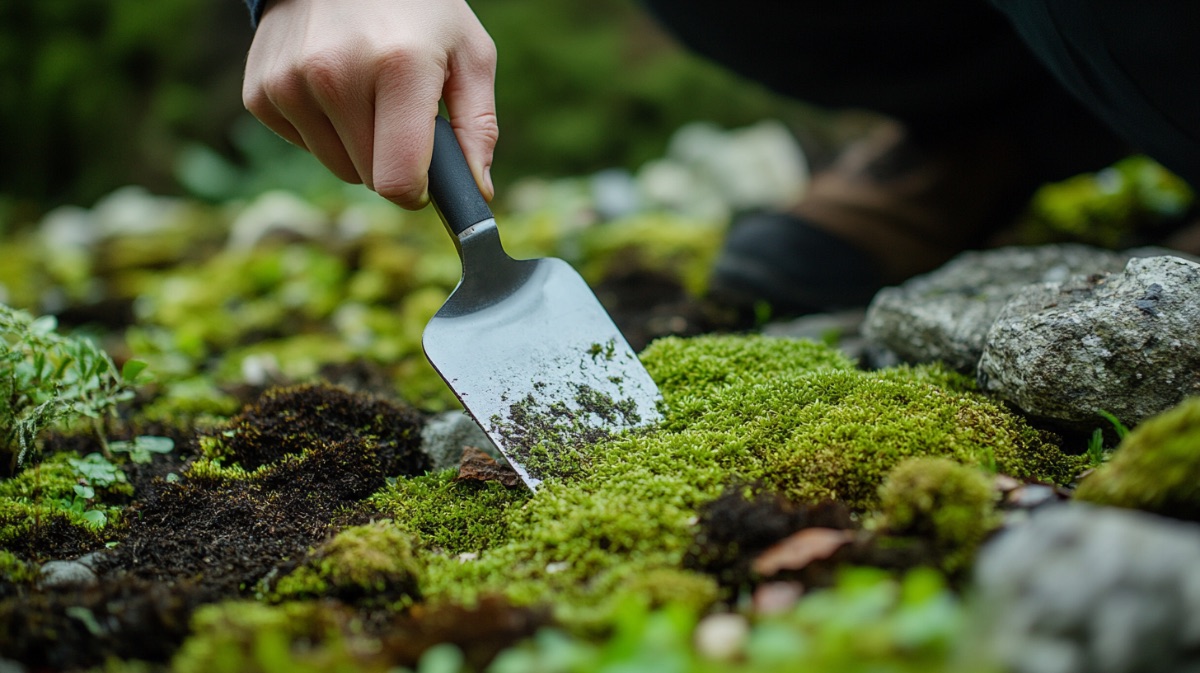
[1073,396,1200,522]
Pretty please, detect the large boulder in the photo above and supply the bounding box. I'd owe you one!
[977,255,1200,427]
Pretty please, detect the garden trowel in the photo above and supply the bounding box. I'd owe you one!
[422,117,661,491]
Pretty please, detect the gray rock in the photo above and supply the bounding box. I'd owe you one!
[862,244,1136,372]
[972,503,1200,673]
[420,411,503,471]
[39,560,97,588]
[762,309,868,362]
[978,255,1200,426]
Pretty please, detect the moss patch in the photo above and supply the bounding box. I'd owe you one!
[877,457,1000,573]
[274,520,421,604]
[1074,396,1200,522]
[0,451,130,558]
[380,335,1079,626]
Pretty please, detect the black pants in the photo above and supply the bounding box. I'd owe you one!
[643,0,1200,189]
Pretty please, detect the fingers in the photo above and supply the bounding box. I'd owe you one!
[443,32,499,201]
[245,51,366,186]
[372,55,446,208]
[243,0,499,210]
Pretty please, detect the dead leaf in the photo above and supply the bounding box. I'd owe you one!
[453,447,522,488]
[751,527,855,577]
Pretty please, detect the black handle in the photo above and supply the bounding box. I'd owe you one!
[428,116,493,235]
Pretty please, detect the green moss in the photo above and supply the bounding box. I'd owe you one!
[172,600,389,673]
[877,457,1000,573]
[0,549,37,584]
[1018,156,1193,248]
[641,334,856,406]
[577,214,725,295]
[0,451,130,548]
[1074,397,1200,522]
[370,335,1078,627]
[274,520,420,603]
[370,469,530,555]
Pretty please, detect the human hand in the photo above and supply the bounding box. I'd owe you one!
[243,0,497,209]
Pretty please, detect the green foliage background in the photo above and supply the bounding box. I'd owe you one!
[0,0,806,212]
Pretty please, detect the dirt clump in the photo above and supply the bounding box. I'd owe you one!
[214,381,428,475]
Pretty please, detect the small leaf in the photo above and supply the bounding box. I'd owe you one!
[81,509,107,527]
[135,436,175,454]
[121,359,148,382]
[73,484,95,499]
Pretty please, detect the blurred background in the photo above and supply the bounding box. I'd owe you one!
[1,0,1192,415]
[0,0,819,216]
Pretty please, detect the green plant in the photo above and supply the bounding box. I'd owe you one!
[1,304,143,471]
[487,568,997,673]
[109,435,175,464]
[877,458,1001,573]
[1085,409,1131,467]
[1074,397,1200,522]
[58,483,108,527]
[68,452,127,487]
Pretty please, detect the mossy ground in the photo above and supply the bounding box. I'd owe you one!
[1,334,1090,671]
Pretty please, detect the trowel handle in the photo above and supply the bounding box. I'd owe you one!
[428,116,494,236]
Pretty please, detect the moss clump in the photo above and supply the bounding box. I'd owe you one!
[1074,397,1200,522]
[274,520,421,603]
[0,550,36,586]
[371,469,530,555]
[877,457,1000,573]
[654,359,1080,511]
[171,600,389,673]
[641,334,856,405]
[202,382,428,477]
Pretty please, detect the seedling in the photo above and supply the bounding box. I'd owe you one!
[1,304,142,471]
[109,436,175,464]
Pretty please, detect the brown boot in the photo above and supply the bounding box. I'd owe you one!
[709,120,1043,315]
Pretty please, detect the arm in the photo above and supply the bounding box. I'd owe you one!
[242,0,497,209]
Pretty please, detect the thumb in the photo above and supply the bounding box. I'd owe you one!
[443,41,499,201]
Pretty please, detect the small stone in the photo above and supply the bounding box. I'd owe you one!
[694,612,750,661]
[421,411,501,471]
[752,581,805,615]
[39,560,97,588]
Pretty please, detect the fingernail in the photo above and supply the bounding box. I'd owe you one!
[483,167,495,201]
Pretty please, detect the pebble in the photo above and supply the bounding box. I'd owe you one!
[39,560,97,588]
[694,612,750,661]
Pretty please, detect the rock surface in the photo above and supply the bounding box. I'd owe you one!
[978,255,1200,427]
[861,245,1190,372]
[972,503,1200,673]
[420,411,502,472]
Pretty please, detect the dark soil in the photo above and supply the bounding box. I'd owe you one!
[0,383,431,669]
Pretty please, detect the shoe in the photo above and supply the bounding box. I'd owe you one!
[708,120,1039,316]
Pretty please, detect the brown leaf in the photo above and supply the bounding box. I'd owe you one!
[453,447,522,488]
[751,527,855,577]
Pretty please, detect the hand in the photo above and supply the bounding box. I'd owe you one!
[243,0,498,208]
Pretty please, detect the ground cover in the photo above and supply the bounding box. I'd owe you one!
[1,154,1197,672]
